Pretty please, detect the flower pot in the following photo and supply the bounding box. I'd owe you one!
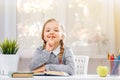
[0,55,19,75]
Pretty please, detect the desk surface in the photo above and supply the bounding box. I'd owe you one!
[0,75,120,80]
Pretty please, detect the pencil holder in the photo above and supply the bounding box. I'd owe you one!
[109,60,120,76]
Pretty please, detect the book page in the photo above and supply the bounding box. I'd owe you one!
[34,71,68,76]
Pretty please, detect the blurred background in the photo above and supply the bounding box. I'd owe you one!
[0,0,120,74]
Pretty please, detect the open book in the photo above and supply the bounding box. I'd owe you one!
[33,71,69,76]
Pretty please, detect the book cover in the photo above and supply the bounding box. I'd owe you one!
[12,72,33,78]
[33,71,69,76]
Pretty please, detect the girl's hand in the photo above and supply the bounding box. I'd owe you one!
[46,37,55,52]
[32,65,45,73]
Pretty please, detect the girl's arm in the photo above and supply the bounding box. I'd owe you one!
[32,64,45,73]
[45,47,75,75]
[29,47,51,71]
[45,64,75,75]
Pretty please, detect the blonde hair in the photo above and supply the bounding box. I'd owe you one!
[41,18,65,64]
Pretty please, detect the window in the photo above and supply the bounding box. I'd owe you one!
[17,0,115,57]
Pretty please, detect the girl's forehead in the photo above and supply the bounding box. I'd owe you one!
[45,21,60,29]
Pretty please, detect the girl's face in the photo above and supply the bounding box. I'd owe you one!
[43,21,63,46]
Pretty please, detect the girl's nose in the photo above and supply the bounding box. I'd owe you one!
[48,31,54,38]
[49,31,54,35]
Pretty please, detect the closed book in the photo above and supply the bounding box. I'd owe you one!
[12,72,33,78]
[34,71,69,76]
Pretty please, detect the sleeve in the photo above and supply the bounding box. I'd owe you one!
[45,47,75,75]
[29,47,51,71]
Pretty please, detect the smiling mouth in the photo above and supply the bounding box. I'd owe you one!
[48,35,56,39]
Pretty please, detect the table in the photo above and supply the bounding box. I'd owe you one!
[0,75,120,80]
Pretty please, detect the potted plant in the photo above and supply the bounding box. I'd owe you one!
[0,39,19,75]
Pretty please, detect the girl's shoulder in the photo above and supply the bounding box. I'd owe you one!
[64,45,71,49]
[36,46,44,50]
[64,46,72,51]
[63,46,74,56]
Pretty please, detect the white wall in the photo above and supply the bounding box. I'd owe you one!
[107,0,116,53]
[114,0,120,51]
[0,0,16,42]
[0,0,5,42]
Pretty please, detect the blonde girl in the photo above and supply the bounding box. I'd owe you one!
[30,18,75,75]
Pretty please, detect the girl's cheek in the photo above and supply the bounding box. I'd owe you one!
[47,35,50,38]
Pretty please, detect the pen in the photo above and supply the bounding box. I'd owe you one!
[110,54,114,61]
[107,52,111,60]
[110,54,114,74]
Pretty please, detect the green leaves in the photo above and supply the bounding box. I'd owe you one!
[0,39,19,54]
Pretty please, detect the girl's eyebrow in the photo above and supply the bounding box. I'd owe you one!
[54,26,59,29]
[45,27,50,30]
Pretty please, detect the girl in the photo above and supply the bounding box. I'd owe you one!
[30,18,75,75]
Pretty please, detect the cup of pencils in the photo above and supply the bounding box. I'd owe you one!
[108,52,120,76]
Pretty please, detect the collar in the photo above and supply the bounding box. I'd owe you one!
[52,45,60,56]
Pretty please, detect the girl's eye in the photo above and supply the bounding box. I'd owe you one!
[54,30,59,32]
[46,30,50,32]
